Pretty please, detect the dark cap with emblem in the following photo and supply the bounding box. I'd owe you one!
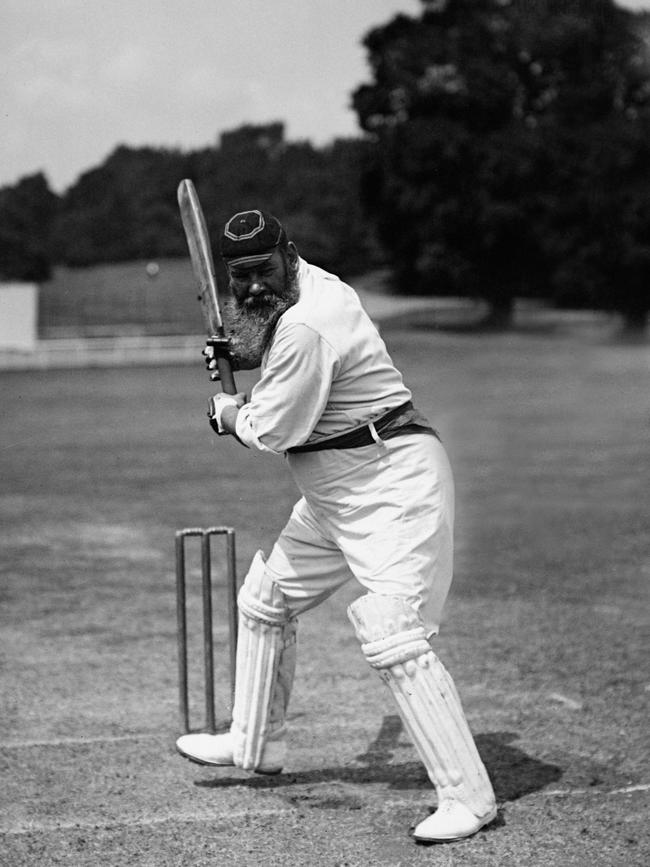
[220,209,287,268]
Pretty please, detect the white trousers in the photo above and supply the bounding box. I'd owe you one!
[264,432,455,636]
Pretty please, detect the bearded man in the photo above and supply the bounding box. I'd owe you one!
[175,209,497,844]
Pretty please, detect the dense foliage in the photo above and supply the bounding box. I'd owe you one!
[353,0,650,328]
[0,126,380,283]
[0,173,58,281]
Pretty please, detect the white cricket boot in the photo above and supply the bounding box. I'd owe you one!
[175,728,286,774]
[348,594,497,844]
[413,799,497,843]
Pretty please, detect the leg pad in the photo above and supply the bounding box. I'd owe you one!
[231,551,296,770]
[348,594,495,819]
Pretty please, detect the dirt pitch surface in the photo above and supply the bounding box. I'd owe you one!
[1,316,648,866]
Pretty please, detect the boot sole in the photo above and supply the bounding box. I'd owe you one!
[414,807,498,844]
[175,744,283,775]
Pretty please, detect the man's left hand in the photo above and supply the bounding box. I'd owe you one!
[203,337,238,381]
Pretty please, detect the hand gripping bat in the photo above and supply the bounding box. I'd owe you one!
[177,179,237,395]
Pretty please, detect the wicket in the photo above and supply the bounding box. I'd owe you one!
[175,526,238,734]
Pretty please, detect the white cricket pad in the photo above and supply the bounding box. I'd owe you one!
[348,594,495,819]
[231,550,297,771]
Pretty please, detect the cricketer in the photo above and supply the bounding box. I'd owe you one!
[176,209,497,843]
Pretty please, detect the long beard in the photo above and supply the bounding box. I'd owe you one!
[223,277,300,370]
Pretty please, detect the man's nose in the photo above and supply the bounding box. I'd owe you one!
[249,279,264,295]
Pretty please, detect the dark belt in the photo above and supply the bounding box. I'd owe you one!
[287,401,427,453]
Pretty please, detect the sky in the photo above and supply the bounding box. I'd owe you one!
[1,0,422,193]
[2,0,649,194]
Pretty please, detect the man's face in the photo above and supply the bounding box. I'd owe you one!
[228,247,290,310]
[223,244,300,369]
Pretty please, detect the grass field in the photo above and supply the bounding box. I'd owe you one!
[0,317,648,866]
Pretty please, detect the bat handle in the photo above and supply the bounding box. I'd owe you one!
[218,358,237,395]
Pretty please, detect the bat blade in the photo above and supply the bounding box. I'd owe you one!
[177,179,237,394]
[177,179,223,336]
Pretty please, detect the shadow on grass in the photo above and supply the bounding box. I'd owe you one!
[476,731,562,801]
[195,716,561,804]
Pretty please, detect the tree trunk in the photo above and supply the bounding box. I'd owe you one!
[482,295,515,330]
[621,307,648,337]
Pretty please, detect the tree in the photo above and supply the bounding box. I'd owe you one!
[52,146,189,265]
[544,115,650,332]
[520,2,650,332]
[5,119,379,280]
[0,173,58,281]
[353,0,650,329]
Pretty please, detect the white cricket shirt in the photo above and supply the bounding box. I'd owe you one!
[235,258,411,454]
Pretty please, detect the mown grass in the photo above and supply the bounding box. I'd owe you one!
[0,322,648,865]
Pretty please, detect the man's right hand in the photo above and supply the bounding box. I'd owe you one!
[207,391,247,436]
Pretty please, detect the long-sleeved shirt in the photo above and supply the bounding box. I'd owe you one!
[235,258,412,454]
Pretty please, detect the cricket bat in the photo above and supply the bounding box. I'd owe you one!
[177,179,237,395]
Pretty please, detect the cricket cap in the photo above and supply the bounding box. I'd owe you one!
[220,209,287,268]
